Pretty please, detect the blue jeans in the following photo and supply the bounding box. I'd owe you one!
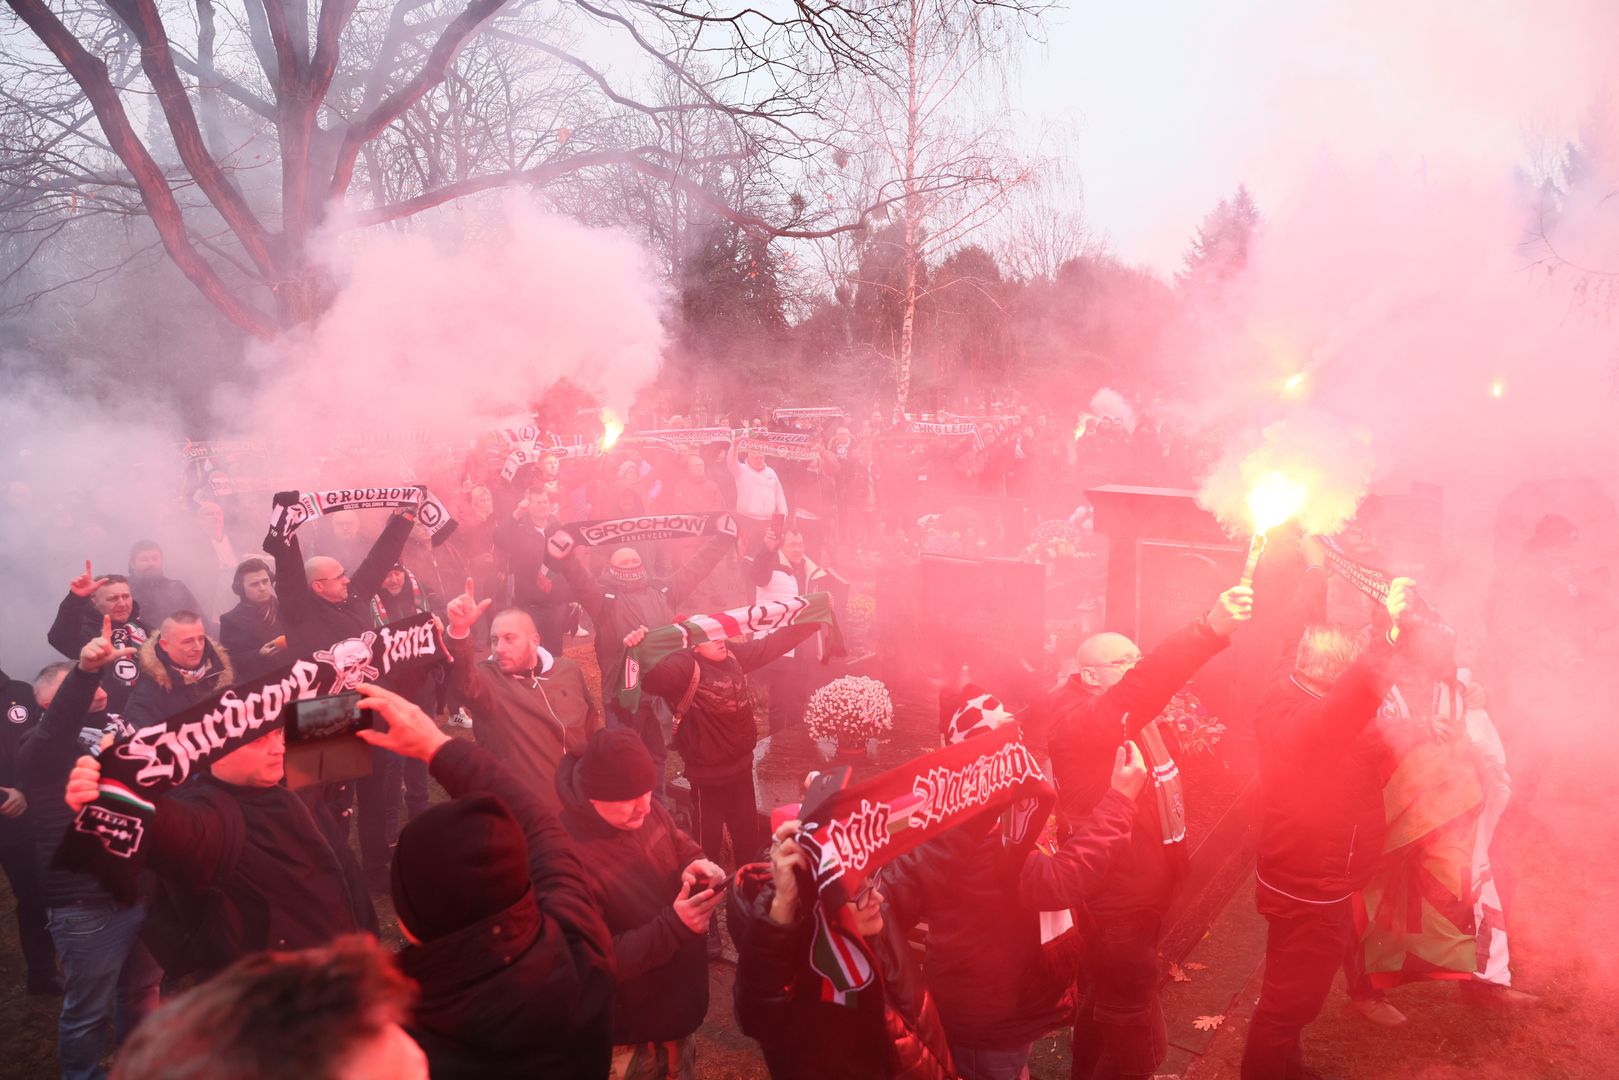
[951,1043,1032,1080]
[47,900,163,1080]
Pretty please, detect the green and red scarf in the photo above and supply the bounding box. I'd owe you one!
[616,592,836,709]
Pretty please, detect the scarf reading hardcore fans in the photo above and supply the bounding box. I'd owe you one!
[56,612,444,902]
[545,509,737,560]
[796,726,1051,1004]
[616,592,836,709]
[264,487,457,547]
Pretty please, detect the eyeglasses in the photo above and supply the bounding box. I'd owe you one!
[850,869,883,906]
[311,573,349,585]
[1097,655,1142,671]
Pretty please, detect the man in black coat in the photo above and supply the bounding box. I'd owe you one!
[0,664,56,995]
[127,540,204,627]
[1036,583,1252,1080]
[64,708,376,978]
[629,620,824,868]
[19,635,164,1077]
[122,612,235,728]
[1239,577,1414,1080]
[265,509,415,659]
[351,683,616,1079]
[492,484,576,656]
[217,557,286,681]
[47,562,151,714]
[558,728,723,1079]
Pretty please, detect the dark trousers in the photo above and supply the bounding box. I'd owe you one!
[1071,911,1167,1080]
[691,772,760,867]
[1240,889,1354,1080]
[609,702,668,802]
[356,748,402,879]
[0,840,55,982]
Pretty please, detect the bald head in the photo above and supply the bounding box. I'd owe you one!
[1074,632,1142,692]
[306,556,350,603]
[490,608,540,674]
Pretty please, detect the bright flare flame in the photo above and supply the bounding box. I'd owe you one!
[1247,471,1309,533]
[1283,372,1307,396]
[1490,380,1504,398]
[600,408,625,450]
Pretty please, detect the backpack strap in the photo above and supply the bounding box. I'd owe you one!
[669,660,702,739]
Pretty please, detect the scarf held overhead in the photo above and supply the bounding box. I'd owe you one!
[617,592,836,709]
[546,509,737,560]
[56,612,444,900]
[265,486,457,547]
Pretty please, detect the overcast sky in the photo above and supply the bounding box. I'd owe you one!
[1016,0,1613,274]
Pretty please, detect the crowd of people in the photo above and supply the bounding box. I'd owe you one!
[0,402,1593,1080]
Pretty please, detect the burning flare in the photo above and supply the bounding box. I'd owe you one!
[1240,471,1309,588]
[1247,470,1309,533]
[600,408,625,451]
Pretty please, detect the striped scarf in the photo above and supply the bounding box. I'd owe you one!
[617,592,836,709]
[1135,717,1187,846]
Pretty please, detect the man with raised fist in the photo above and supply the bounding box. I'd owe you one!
[444,578,600,815]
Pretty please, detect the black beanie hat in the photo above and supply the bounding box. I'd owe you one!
[392,794,529,941]
[579,728,658,801]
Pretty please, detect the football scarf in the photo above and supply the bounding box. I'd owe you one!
[265,486,456,547]
[772,407,846,425]
[737,435,821,462]
[57,612,444,901]
[796,726,1050,1003]
[1136,719,1187,846]
[1319,536,1456,640]
[546,510,738,560]
[617,592,836,709]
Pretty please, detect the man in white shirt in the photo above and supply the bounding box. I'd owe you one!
[728,440,788,553]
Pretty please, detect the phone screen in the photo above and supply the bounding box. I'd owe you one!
[283,693,374,791]
[285,692,369,742]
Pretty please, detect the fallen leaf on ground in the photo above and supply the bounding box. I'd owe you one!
[1193,1014,1226,1031]
[1168,963,1192,983]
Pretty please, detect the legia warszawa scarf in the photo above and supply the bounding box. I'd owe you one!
[616,592,836,709]
[265,487,456,547]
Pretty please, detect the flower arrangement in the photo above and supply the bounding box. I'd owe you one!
[805,675,894,744]
[1162,689,1226,755]
[1022,519,1094,565]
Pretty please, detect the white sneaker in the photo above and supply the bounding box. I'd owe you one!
[447,709,474,730]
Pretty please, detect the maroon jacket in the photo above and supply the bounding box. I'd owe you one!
[1039,617,1228,916]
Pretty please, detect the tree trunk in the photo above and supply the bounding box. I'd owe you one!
[894,0,922,412]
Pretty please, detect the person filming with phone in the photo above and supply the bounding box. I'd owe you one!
[63,687,376,979]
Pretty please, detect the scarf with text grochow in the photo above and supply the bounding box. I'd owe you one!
[796,727,1051,1003]
[616,592,836,710]
[56,612,444,901]
[264,486,457,548]
[546,509,738,560]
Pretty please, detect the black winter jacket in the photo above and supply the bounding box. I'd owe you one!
[16,665,118,907]
[643,622,822,783]
[122,635,236,728]
[129,574,202,628]
[492,513,575,611]
[1038,617,1227,916]
[141,772,376,976]
[0,668,39,847]
[730,865,957,1080]
[881,785,1138,1050]
[556,752,710,1045]
[556,534,733,710]
[218,598,284,681]
[266,513,412,658]
[401,740,614,1079]
[1253,632,1399,905]
[46,593,151,714]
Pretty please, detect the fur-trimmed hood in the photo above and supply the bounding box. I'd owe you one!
[137,633,235,693]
